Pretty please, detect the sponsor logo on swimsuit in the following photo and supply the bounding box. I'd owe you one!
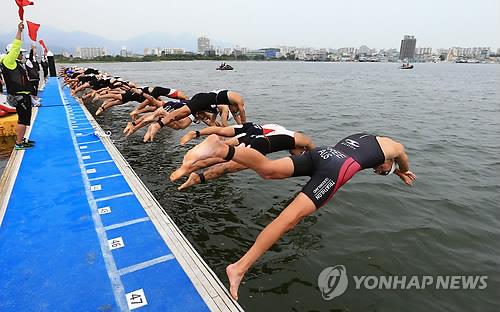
[318,264,489,301]
[318,265,348,300]
[318,147,347,160]
[313,177,335,200]
[341,139,360,149]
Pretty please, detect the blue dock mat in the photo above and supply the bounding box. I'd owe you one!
[0,78,211,311]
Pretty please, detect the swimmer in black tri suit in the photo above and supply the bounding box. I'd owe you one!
[139,90,246,142]
[125,94,233,141]
[171,132,416,300]
[172,123,316,189]
[95,85,188,116]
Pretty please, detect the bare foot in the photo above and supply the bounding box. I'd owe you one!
[143,123,161,142]
[178,172,200,190]
[123,122,133,134]
[143,127,153,142]
[180,131,197,145]
[95,105,105,116]
[170,166,189,182]
[125,124,139,137]
[170,135,226,181]
[226,263,246,301]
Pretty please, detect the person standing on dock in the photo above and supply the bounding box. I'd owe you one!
[26,44,41,106]
[0,22,34,150]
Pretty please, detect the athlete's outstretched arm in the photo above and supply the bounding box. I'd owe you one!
[218,105,230,127]
[226,192,317,300]
[180,125,237,145]
[377,137,416,185]
[236,101,246,124]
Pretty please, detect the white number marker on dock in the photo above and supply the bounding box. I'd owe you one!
[108,237,124,250]
[98,206,111,215]
[126,289,148,310]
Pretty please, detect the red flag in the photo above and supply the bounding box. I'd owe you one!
[39,39,48,54]
[27,20,40,41]
[15,0,34,20]
[16,0,34,5]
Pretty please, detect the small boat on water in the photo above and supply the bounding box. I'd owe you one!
[400,63,414,69]
[216,63,234,71]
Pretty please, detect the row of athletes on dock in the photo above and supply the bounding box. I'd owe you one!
[62,66,417,301]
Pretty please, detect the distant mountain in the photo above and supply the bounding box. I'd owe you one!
[0,26,232,55]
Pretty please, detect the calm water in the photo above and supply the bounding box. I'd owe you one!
[2,61,499,311]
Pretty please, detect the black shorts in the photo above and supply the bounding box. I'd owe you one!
[186,93,217,114]
[30,80,39,96]
[121,91,145,104]
[10,94,33,126]
[215,90,230,104]
[233,122,263,137]
[238,134,295,155]
[151,87,176,98]
[163,100,187,113]
[289,146,362,208]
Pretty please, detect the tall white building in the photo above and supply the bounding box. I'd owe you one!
[197,36,211,54]
[120,47,128,57]
[75,47,106,59]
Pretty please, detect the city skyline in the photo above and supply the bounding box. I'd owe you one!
[0,0,499,50]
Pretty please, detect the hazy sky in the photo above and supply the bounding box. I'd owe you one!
[1,0,499,49]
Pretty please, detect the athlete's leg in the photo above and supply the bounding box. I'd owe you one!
[127,107,167,136]
[142,93,164,106]
[96,99,122,115]
[97,93,122,101]
[169,157,226,179]
[123,111,156,134]
[130,105,156,120]
[81,90,96,100]
[174,134,295,180]
[141,106,192,141]
[178,161,247,190]
[226,192,316,300]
